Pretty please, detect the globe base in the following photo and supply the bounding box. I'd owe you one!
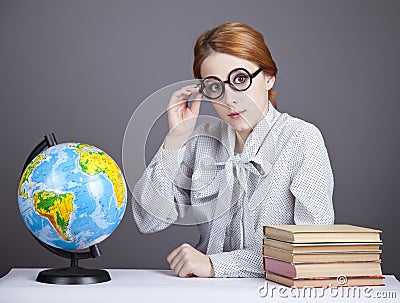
[36,266,111,284]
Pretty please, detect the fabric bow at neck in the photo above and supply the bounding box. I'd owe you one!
[218,152,270,190]
[206,110,280,255]
[205,152,272,255]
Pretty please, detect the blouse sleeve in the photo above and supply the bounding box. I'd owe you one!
[209,249,264,278]
[290,123,335,224]
[131,145,192,234]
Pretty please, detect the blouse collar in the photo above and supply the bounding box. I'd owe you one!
[224,101,281,159]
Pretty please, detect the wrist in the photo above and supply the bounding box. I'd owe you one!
[207,256,215,277]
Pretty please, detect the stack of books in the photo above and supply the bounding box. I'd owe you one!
[262,224,384,287]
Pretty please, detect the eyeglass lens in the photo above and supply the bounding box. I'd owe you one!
[200,68,255,100]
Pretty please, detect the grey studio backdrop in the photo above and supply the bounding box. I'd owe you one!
[0,0,399,279]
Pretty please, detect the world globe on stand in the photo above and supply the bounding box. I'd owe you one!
[18,142,127,252]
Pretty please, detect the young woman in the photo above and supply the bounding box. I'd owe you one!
[132,22,335,278]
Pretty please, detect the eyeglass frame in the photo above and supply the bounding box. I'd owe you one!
[199,67,263,100]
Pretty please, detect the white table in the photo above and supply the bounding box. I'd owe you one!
[0,269,399,303]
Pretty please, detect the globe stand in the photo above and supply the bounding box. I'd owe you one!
[22,133,111,285]
[35,241,111,284]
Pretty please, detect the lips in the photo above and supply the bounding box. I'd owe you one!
[228,110,246,118]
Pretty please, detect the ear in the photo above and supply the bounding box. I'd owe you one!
[265,76,276,91]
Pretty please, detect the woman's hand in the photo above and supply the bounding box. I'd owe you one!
[167,243,214,278]
[163,84,202,150]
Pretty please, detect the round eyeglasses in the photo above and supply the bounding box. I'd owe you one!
[199,67,263,100]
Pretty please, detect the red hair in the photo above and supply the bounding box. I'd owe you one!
[193,22,278,108]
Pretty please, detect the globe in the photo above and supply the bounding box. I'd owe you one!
[17,142,127,251]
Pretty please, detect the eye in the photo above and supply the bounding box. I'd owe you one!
[233,74,248,84]
[207,82,221,92]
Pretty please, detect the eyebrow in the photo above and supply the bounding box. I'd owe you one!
[201,66,249,80]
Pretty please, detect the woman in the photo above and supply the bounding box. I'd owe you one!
[132,22,335,278]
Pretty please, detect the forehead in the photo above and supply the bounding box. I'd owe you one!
[200,52,259,79]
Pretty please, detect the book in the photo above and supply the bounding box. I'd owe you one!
[265,271,385,288]
[262,245,382,263]
[263,224,382,243]
[263,238,382,253]
[263,257,382,279]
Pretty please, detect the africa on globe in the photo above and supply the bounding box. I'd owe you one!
[18,142,127,251]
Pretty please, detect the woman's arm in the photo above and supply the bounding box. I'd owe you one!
[209,249,264,277]
[132,84,202,234]
[166,243,264,278]
[132,145,191,234]
[290,123,335,224]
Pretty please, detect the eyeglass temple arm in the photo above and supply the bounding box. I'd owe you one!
[251,67,263,78]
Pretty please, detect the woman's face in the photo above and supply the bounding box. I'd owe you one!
[200,52,275,139]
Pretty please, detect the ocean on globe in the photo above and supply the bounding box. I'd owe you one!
[17,142,127,251]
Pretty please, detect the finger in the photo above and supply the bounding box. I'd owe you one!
[167,90,194,110]
[172,86,199,99]
[189,92,202,116]
[167,247,181,265]
[170,249,184,272]
[169,245,189,270]
[178,263,194,278]
[179,84,201,91]
[175,254,196,278]
[174,87,200,100]
[172,244,195,275]
[168,243,192,267]
[171,90,193,100]
[167,97,189,112]
[174,254,189,277]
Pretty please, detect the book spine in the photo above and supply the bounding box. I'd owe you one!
[264,257,296,278]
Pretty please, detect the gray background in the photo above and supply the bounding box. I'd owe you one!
[0,0,399,279]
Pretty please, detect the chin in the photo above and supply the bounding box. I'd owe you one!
[230,121,253,133]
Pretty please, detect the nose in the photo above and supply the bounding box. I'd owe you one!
[222,85,238,105]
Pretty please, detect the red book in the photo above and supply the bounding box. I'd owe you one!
[263,257,382,279]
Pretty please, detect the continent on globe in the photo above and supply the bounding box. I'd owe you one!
[77,146,125,209]
[18,154,45,199]
[33,190,74,241]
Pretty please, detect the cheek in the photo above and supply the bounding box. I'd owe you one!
[247,84,268,106]
[211,101,228,114]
